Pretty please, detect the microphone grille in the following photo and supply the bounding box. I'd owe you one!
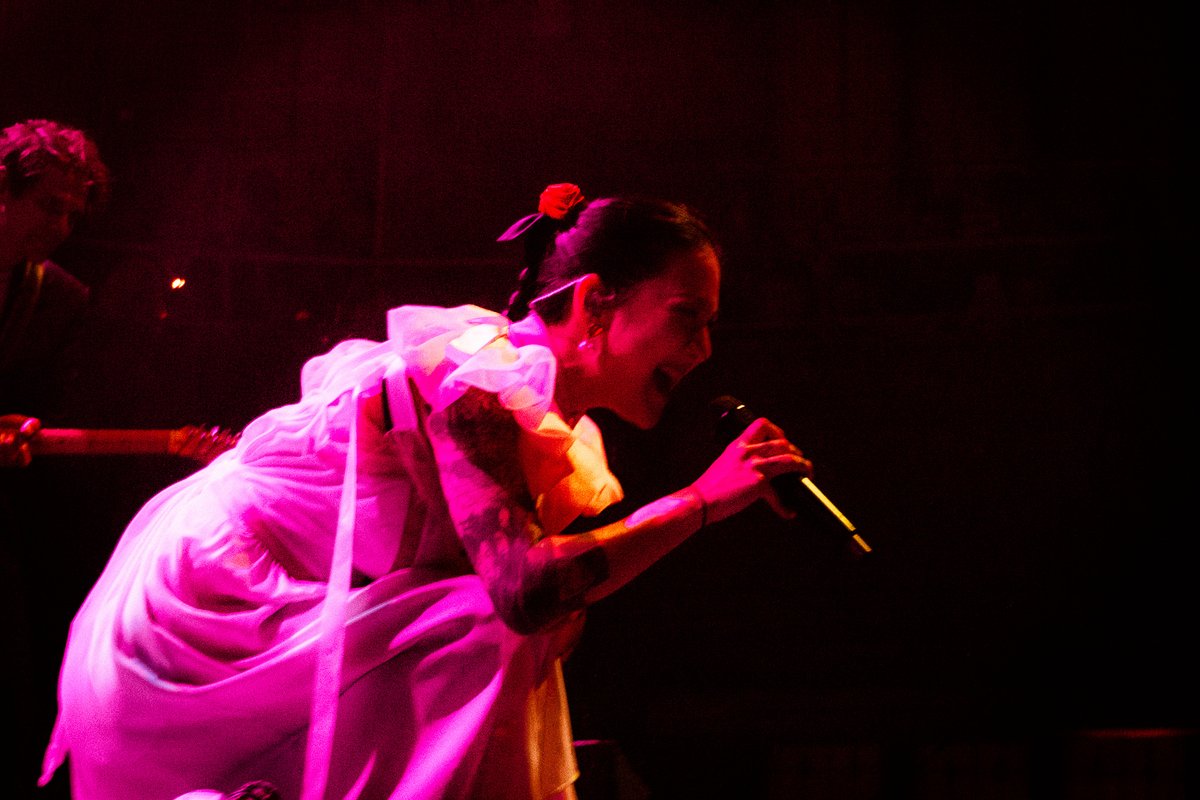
[710,395,754,444]
[710,395,743,413]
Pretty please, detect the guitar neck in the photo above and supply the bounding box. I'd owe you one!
[33,428,194,457]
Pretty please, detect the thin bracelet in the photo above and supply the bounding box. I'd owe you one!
[686,487,708,530]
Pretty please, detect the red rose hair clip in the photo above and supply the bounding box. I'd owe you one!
[498,182,586,241]
[537,183,585,219]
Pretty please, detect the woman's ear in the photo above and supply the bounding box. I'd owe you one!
[568,273,609,335]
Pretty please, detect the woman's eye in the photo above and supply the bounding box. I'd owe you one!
[672,308,712,338]
[672,309,699,327]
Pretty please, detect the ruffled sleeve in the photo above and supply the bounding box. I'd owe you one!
[387,305,623,537]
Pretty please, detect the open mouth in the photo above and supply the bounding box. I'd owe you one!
[652,367,677,398]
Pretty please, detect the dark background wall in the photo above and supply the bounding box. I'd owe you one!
[2,1,1189,798]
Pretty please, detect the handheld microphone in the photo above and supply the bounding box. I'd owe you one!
[711,395,872,556]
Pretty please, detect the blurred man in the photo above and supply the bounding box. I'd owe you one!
[0,118,110,794]
[1,118,110,466]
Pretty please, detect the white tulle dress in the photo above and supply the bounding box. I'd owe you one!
[39,305,623,800]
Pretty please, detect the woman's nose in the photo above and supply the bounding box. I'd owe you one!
[692,326,712,363]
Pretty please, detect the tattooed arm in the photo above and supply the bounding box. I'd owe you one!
[425,388,810,635]
[424,388,698,634]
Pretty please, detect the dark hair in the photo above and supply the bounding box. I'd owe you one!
[0,119,111,213]
[503,192,720,322]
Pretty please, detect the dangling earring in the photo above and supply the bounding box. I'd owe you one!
[578,323,603,352]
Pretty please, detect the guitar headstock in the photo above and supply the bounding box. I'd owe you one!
[169,425,241,464]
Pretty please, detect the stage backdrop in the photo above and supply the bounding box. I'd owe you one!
[3,2,1186,798]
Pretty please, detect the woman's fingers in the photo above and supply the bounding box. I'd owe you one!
[737,416,786,443]
[737,419,813,519]
[738,424,813,479]
[755,451,813,480]
[695,415,816,524]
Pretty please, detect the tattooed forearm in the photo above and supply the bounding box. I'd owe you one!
[518,546,610,633]
[428,388,608,634]
[455,504,536,630]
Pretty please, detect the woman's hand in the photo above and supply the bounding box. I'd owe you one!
[689,416,812,524]
[0,414,41,468]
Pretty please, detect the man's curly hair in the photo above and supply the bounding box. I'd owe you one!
[1,119,111,213]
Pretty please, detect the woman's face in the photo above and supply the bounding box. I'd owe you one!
[594,245,721,429]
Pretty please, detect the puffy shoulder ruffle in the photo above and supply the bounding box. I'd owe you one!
[388,305,555,431]
[299,338,391,399]
[387,304,623,535]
